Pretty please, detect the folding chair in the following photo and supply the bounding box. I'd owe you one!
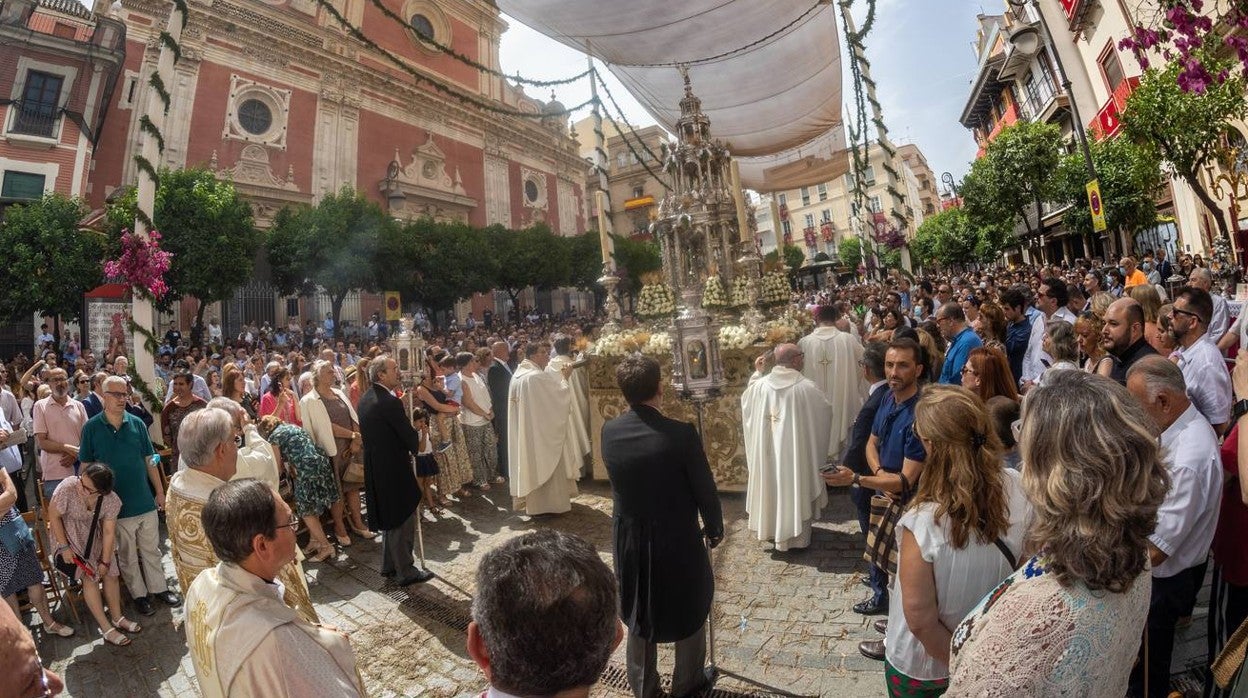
[19,511,80,625]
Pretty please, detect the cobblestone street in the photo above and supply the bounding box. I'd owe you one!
[27,480,1211,697]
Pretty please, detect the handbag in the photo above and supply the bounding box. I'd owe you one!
[56,495,102,580]
[0,509,34,555]
[342,446,365,485]
[863,471,912,577]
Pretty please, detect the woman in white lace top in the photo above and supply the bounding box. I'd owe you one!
[946,370,1169,696]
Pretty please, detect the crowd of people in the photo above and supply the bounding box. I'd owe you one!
[4,250,1248,697]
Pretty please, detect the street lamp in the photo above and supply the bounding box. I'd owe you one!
[941,171,959,197]
[1006,0,1103,251]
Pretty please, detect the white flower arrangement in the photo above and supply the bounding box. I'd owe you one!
[718,324,756,350]
[730,275,751,308]
[636,282,677,319]
[763,319,801,344]
[760,271,791,307]
[702,275,729,309]
[643,332,672,355]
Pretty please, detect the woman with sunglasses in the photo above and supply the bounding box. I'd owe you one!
[71,370,91,400]
[47,463,140,646]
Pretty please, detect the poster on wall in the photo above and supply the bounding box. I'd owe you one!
[86,299,132,358]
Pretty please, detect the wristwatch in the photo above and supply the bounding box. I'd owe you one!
[852,472,861,488]
[1235,399,1248,423]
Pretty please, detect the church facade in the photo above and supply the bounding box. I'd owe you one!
[87,0,588,332]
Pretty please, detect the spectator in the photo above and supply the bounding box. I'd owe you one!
[0,466,74,638]
[1190,268,1230,342]
[1171,286,1232,432]
[78,376,179,617]
[1075,311,1114,376]
[47,464,140,645]
[985,395,1021,470]
[960,347,1019,404]
[1038,276,1076,325]
[1208,357,1248,697]
[1122,256,1149,289]
[972,302,1007,352]
[999,287,1031,386]
[300,360,372,539]
[163,370,207,474]
[878,385,1030,689]
[1126,356,1223,697]
[947,370,1167,694]
[185,479,364,697]
[258,367,300,426]
[258,415,348,563]
[467,529,621,698]
[840,342,890,535]
[1037,320,1080,385]
[1103,298,1158,385]
[0,595,64,696]
[458,350,499,489]
[935,302,981,384]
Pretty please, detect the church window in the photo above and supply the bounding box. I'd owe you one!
[237,99,273,136]
[524,179,540,203]
[409,14,435,42]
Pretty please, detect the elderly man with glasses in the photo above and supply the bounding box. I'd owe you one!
[78,375,180,617]
[33,368,88,505]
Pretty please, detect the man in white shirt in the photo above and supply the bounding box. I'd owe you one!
[1126,356,1222,698]
[1170,286,1232,432]
[1191,268,1230,341]
[1037,277,1077,326]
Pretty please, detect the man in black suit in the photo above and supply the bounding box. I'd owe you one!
[486,340,512,480]
[601,355,723,698]
[838,341,889,535]
[358,355,433,586]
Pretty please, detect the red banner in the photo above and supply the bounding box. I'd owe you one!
[803,227,817,248]
[820,222,834,242]
[779,204,789,221]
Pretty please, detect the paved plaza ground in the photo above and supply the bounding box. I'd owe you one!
[26,480,1212,697]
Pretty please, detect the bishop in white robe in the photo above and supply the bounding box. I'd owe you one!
[798,306,867,457]
[508,342,579,515]
[548,346,591,469]
[742,344,833,551]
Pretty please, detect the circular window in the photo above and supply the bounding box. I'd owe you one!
[409,14,435,42]
[524,179,540,203]
[237,99,273,136]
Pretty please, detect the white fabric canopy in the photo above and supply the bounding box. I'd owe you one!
[497,0,848,191]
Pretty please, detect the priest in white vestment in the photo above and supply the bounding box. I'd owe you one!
[167,408,318,624]
[548,335,591,473]
[508,341,579,515]
[742,344,833,551]
[185,479,363,698]
[798,305,867,458]
[206,397,280,490]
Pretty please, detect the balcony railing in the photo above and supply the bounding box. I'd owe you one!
[7,101,61,139]
[1088,76,1141,140]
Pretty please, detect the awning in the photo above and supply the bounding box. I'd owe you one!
[496,0,847,192]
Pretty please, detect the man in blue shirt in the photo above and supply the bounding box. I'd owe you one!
[824,338,927,627]
[936,302,982,384]
[78,376,180,617]
[1001,286,1032,386]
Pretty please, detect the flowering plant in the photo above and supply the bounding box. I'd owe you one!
[702,275,729,309]
[104,229,173,300]
[643,332,672,355]
[592,330,670,358]
[636,282,677,319]
[1119,0,1245,92]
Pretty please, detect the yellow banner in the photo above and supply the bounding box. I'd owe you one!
[1086,179,1107,233]
[384,292,401,321]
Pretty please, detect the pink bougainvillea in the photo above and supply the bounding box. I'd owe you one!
[1120,1,1248,93]
[104,229,173,299]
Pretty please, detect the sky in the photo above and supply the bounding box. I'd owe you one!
[498,0,993,186]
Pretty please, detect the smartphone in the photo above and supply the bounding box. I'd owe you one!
[819,463,840,474]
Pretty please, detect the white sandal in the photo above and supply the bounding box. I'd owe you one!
[102,627,131,646]
[44,620,74,637]
[112,616,142,633]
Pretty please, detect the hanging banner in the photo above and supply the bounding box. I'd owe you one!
[384,292,402,321]
[1086,179,1107,233]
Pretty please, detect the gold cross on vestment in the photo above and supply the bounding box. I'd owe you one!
[768,410,781,425]
[509,395,520,407]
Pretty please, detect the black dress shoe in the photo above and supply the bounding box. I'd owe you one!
[858,639,885,661]
[154,590,182,607]
[397,568,434,586]
[673,666,718,697]
[133,596,155,616]
[380,569,396,578]
[853,598,888,616]
[873,618,888,634]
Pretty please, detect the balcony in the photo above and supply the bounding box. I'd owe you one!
[5,100,61,142]
[1088,76,1141,140]
[976,102,1020,157]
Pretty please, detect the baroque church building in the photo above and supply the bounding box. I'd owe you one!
[87,0,588,329]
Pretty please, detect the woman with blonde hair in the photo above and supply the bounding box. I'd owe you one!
[881,385,1031,695]
[349,356,372,406]
[960,347,1019,403]
[1089,291,1115,319]
[1153,303,1179,357]
[947,370,1169,695]
[1075,311,1114,376]
[1127,283,1163,352]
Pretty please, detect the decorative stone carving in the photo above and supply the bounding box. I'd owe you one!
[222,74,291,150]
[217,145,300,191]
[383,135,478,222]
[519,166,547,211]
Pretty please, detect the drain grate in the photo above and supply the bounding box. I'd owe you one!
[333,556,474,632]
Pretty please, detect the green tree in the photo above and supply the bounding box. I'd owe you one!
[387,218,493,320]
[267,187,392,337]
[566,232,608,292]
[913,208,981,268]
[1122,50,1248,245]
[1053,135,1163,241]
[0,194,104,322]
[486,224,571,311]
[106,168,259,339]
[764,244,806,273]
[961,121,1063,240]
[837,237,863,270]
[610,234,662,310]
